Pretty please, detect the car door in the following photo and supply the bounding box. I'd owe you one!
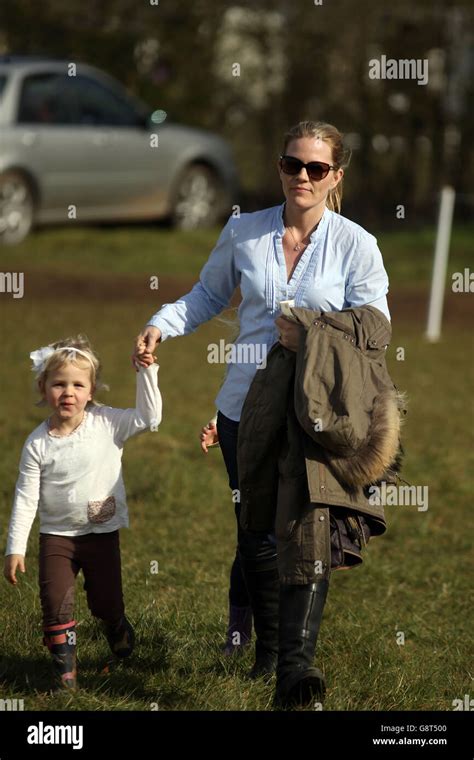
[16,69,162,218]
[16,70,96,215]
[68,73,163,215]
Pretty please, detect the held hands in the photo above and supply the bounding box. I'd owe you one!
[132,327,162,370]
[3,554,26,585]
[275,316,303,352]
[200,420,219,453]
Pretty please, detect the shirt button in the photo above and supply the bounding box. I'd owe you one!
[319,515,325,521]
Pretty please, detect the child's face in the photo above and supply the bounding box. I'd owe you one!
[41,362,94,419]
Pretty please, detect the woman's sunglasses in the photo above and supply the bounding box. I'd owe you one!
[279,155,335,181]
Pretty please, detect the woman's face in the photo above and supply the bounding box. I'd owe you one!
[277,136,344,213]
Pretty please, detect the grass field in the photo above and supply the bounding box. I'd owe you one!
[0,222,472,711]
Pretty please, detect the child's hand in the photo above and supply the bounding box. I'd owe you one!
[3,554,26,585]
[200,420,219,453]
[133,328,161,369]
[131,350,156,370]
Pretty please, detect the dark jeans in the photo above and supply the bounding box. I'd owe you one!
[217,411,277,607]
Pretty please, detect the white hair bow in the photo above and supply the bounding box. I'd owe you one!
[30,346,56,377]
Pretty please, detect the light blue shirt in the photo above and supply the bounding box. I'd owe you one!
[147,202,390,421]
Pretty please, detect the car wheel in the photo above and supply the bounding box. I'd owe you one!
[171,164,225,230]
[0,171,35,245]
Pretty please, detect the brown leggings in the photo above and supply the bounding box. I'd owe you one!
[39,531,125,628]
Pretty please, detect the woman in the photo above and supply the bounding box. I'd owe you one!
[133,120,391,706]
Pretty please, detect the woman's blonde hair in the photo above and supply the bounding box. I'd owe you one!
[35,334,108,407]
[282,120,351,213]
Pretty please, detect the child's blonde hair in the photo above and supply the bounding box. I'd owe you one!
[35,334,108,408]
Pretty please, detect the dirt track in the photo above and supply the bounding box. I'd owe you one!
[5,270,473,328]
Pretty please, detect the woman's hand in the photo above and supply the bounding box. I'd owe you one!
[3,554,26,585]
[133,327,162,369]
[200,420,219,453]
[275,316,303,352]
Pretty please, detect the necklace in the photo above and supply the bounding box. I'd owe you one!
[285,225,308,252]
[283,210,318,252]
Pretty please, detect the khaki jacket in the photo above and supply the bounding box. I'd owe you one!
[237,305,406,581]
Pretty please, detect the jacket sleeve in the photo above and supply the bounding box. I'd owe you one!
[146,214,239,341]
[344,234,391,322]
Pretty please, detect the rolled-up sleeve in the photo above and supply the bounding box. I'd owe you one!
[344,233,391,322]
[147,215,239,341]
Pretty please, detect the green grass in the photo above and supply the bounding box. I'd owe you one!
[0,226,472,711]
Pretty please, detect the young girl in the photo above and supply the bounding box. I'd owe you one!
[3,335,161,690]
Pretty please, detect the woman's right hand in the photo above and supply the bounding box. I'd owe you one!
[3,554,26,585]
[133,327,162,369]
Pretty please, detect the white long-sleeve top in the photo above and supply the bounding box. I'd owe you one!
[5,364,162,556]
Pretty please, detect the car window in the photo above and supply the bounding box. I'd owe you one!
[17,73,76,124]
[68,75,141,127]
[17,72,142,128]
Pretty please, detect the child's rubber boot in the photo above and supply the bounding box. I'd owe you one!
[222,604,253,655]
[102,615,135,659]
[43,620,77,690]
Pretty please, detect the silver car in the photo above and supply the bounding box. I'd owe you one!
[0,56,240,244]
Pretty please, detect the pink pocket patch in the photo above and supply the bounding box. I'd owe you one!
[88,495,116,524]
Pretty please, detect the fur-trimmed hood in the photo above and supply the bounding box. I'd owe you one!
[292,305,407,489]
[320,387,406,488]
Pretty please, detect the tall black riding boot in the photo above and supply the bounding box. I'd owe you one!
[275,580,329,708]
[239,554,279,679]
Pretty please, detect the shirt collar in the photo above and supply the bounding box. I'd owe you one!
[276,201,329,241]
